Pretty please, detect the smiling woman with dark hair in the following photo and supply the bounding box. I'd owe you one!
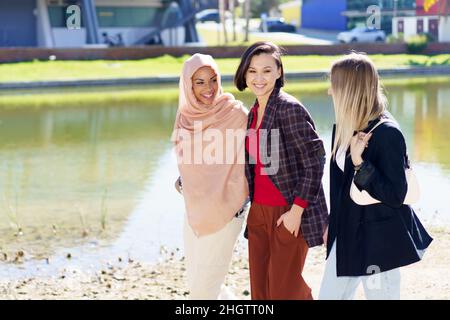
[235,42,328,300]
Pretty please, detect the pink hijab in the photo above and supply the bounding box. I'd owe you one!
[172,53,248,237]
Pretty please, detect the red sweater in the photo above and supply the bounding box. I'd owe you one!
[246,103,308,208]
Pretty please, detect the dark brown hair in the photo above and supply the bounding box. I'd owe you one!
[234,41,285,91]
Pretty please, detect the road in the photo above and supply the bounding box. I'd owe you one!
[196,19,337,45]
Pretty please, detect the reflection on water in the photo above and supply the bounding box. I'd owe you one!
[290,82,450,225]
[0,79,449,277]
[0,150,185,279]
[0,103,177,263]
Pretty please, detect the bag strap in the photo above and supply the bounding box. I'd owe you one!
[367,118,390,134]
[367,118,412,169]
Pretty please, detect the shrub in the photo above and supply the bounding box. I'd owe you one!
[387,32,405,44]
[406,34,428,54]
[423,32,436,43]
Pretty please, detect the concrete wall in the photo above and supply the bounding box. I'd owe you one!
[404,17,418,39]
[439,18,450,42]
[49,26,160,48]
[52,28,87,48]
[392,16,423,39]
[2,43,450,63]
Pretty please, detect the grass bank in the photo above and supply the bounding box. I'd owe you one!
[1,76,449,110]
[0,54,449,83]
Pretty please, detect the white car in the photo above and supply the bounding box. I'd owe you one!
[337,27,386,43]
[195,9,232,23]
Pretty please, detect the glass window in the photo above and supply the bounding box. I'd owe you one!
[48,5,85,28]
[48,6,66,27]
[96,7,162,28]
[49,5,162,28]
[346,0,415,10]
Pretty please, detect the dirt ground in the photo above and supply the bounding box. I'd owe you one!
[0,226,448,300]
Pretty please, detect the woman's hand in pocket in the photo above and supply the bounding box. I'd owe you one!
[276,205,304,237]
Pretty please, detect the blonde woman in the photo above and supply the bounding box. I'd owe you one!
[172,54,249,300]
[319,53,432,300]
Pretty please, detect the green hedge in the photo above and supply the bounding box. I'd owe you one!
[407,34,429,54]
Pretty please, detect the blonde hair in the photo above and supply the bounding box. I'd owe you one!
[330,52,387,158]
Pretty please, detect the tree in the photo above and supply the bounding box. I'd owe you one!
[230,0,237,42]
[219,0,228,44]
[240,0,290,18]
[244,0,251,42]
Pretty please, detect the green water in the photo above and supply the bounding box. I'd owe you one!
[0,78,449,271]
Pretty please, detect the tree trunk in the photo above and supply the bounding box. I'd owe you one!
[219,0,228,44]
[244,0,251,42]
[230,0,237,42]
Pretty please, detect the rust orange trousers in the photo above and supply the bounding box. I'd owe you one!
[247,202,313,300]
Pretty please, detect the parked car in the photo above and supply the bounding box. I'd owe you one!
[195,9,232,23]
[260,18,296,33]
[337,27,386,43]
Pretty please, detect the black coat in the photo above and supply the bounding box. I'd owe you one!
[327,114,433,277]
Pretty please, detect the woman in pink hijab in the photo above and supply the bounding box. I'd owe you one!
[172,53,249,299]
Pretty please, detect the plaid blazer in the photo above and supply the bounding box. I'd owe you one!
[245,87,329,247]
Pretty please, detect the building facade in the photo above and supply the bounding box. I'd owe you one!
[300,0,417,33]
[343,0,416,34]
[0,0,203,48]
[392,0,450,42]
[301,0,347,30]
[279,0,302,28]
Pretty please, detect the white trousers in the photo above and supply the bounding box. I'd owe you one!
[319,241,401,300]
[183,216,243,300]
